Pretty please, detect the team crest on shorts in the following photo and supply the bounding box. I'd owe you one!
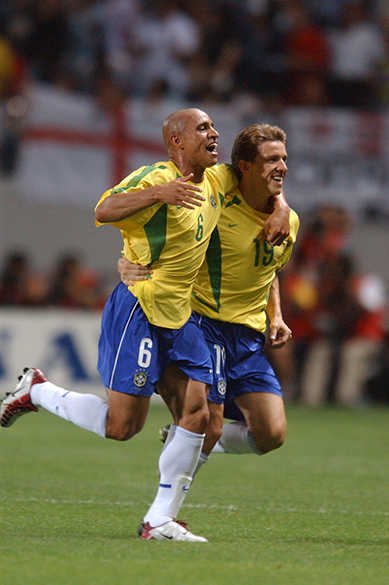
[134,372,147,387]
[218,380,226,396]
[210,193,217,209]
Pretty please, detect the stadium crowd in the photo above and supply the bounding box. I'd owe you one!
[0,0,389,109]
[0,250,106,309]
[269,203,388,406]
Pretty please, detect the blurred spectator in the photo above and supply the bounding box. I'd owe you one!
[0,4,30,176]
[133,0,200,100]
[363,332,389,404]
[299,253,386,407]
[64,0,142,96]
[186,0,245,102]
[281,0,330,106]
[267,204,350,401]
[0,32,19,99]
[0,0,385,108]
[0,94,28,175]
[44,253,104,310]
[326,0,386,108]
[27,0,72,85]
[301,0,349,27]
[233,1,285,104]
[271,204,387,407]
[375,14,389,107]
[0,251,46,306]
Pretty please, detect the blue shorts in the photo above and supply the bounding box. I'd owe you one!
[97,283,213,396]
[193,312,282,421]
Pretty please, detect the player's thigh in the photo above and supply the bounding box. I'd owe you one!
[234,391,286,440]
[156,365,187,423]
[106,388,150,440]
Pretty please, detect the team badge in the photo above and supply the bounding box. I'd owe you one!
[134,372,147,387]
[218,380,226,396]
[210,193,217,209]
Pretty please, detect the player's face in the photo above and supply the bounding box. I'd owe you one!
[251,141,288,196]
[180,110,219,171]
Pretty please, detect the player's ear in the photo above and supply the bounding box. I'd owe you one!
[238,160,251,175]
[171,134,183,149]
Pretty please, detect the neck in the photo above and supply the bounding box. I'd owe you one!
[240,185,274,213]
[170,155,205,183]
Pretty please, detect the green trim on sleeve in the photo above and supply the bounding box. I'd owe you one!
[144,204,168,262]
[113,165,168,192]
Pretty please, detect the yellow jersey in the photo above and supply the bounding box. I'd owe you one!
[191,189,300,332]
[96,161,237,328]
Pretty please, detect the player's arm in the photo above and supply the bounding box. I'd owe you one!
[95,173,205,223]
[118,256,151,285]
[262,190,290,247]
[266,275,292,349]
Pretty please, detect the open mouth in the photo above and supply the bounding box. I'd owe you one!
[206,142,218,154]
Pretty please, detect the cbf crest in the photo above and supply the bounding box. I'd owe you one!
[210,193,217,209]
[218,379,226,396]
[134,372,147,387]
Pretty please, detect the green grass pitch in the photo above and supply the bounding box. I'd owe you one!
[0,403,388,585]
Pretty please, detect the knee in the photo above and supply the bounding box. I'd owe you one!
[105,418,145,441]
[251,421,286,454]
[180,403,210,434]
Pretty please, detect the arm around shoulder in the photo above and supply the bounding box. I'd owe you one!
[95,186,164,223]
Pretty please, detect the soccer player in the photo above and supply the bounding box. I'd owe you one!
[119,123,299,477]
[1,110,290,542]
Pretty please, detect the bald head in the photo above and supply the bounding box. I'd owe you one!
[162,108,208,151]
[160,108,219,181]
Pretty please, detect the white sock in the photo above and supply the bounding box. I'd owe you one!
[144,426,204,527]
[193,451,209,478]
[30,381,108,438]
[212,421,262,455]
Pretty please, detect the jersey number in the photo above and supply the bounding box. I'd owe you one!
[195,214,204,241]
[253,238,274,267]
[213,343,226,374]
[138,337,153,368]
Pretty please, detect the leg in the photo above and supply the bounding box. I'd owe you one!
[157,365,210,433]
[143,366,209,528]
[233,392,286,454]
[0,367,150,441]
[202,401,224,455]
[105,389,150,440]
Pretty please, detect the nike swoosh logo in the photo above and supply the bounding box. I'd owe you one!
[228,223,240,227]
[161,534,173,540]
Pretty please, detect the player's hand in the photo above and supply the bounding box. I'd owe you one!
[261,205,290,246]
[158,174,205,209]
[267,320,292,349]
[118,256,152,286]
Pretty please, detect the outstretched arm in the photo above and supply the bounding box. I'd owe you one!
[95,173,205,223]
[266,275,292,349]
[262,190,290,246]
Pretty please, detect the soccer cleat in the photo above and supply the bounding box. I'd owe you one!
[137,520,145,536]
[159,423,171,444]
[140,520,208,542]
[0,367,47,428]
